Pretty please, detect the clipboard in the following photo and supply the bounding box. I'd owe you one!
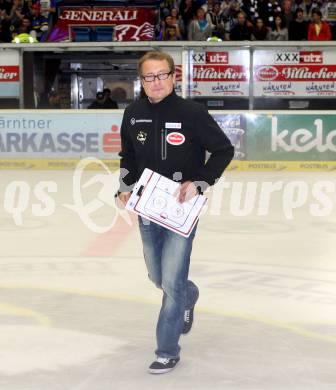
[125,168,207,237]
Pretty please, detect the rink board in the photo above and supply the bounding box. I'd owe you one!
[0,159,336,171]
[0,110,335,171]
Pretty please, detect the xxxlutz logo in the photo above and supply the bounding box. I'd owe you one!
[271,117,336,152]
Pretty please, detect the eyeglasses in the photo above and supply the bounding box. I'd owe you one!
[141,71,173,82]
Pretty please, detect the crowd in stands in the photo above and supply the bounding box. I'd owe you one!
[158,0,336,41]
[0,0,56,42]
[1,0,336,42]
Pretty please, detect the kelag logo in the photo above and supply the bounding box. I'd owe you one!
[271,116,336,153]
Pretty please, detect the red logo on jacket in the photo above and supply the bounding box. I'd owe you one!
[166,132,185,145]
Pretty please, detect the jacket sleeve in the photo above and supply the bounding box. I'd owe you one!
[188,21,195,40]
[118,108,137,192]
[324,22,332,40]
[308,23,313,40]
[191,105,234,188]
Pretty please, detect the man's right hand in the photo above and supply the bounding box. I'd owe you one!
[116,192,131,208]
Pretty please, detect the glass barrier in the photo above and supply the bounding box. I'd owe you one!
[1,42,336,109]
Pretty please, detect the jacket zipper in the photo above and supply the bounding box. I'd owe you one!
[154,111,159,170]
[161,128,167,160]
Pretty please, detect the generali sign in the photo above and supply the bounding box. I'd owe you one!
[48,7,155,42]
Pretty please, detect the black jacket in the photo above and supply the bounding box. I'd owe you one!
[288,20,308,41]
[119,91,234,192]
[230,23,252,41]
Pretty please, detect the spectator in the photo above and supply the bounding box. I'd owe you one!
[222,0,241,39]
[0,0,15,42]
[311,0,327,16]
[88,91,106,109]
[202,0,215,13]
[162,14,182,40]
[188,7,212,40]
[207,2,225,38]
[103,88,118,108]
[0,0,12,42]
[29,3,49,41]
[12,14,31,35]
[308,7,332,39]
[230,11,252,40]
[240,0,255,22]
[156,16,165,40]
[289,7,309,39]
[0,23,4,42]
[297,0,326,20]
[8,0,29,32]
[195,0,206,8]
[179,0,197,38]
[0,0,12,24]
[282,0,295,28]
[220,0,232,13]
[38,90,61,108]
[162,0,179,13]
[257,0,282,27]
[47,90,61,108]
[37,0,57,29]
[267,13,289,39]
[88,91,118,109]
[324,0,336,38]
[251,17,269,40]
[170,7,185,36]
[324,0,336,22]
[159,0,178,20]
[110,87,127,101]
[0,0,11,15]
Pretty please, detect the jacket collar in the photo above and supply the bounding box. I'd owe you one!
[146,90,177,109]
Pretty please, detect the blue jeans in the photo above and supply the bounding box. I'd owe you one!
[138,217,199,359]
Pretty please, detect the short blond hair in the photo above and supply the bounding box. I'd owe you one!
[138,51,175,75]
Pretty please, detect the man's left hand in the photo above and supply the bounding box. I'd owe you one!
[175,181,198,203]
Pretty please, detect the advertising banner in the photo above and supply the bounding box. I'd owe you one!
[212,113,246,160]
[254,49,336,97]
[246,113,336,161]
[1,111,335,171]
[0,50,20,98]
[0,111,242,157]
[175,50,249,97]
[48,7,155,42]
[0,112,124,162]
